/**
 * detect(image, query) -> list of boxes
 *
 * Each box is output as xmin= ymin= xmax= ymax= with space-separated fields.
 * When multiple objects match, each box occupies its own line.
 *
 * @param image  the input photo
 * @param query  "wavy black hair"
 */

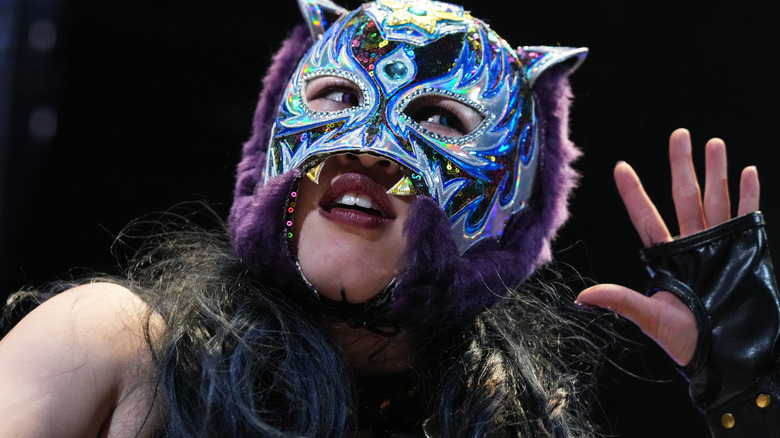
xmin=2 ymin=214 xmax=606 ymax=437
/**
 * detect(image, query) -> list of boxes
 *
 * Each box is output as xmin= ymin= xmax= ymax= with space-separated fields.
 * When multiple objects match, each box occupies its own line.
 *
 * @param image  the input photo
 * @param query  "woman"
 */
xmin=0 ymin=0 xmax=776 ymax=436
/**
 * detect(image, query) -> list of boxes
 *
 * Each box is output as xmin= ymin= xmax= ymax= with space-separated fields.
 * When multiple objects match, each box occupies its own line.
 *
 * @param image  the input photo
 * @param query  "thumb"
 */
xmin=577 ymin=283 xmax=653 ymax=327
xmin=576 ymin=284 xmax=696 ymax=366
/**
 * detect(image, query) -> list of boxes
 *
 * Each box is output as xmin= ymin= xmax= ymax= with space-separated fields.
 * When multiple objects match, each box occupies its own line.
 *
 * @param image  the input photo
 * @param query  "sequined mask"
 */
xmin=266 ymin=0 xmax=583 ymax=253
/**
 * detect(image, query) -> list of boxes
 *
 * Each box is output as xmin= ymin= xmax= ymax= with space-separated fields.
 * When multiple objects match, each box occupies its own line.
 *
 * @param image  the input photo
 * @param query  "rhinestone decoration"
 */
xmin=385 ymin=61 xmax=408 ymax=79
xmin=374 ymin=45 xmax=417 ymax=96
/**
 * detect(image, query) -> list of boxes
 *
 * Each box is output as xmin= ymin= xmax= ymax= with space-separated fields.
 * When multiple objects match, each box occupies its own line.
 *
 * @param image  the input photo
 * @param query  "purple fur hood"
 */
xmin=229 ymin=24 xmax=581 ymax=326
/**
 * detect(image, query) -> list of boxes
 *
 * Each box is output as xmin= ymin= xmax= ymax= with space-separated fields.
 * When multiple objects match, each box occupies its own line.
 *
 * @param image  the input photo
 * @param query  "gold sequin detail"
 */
xmin=387 ymin=176 xmax=415 ymax=196
xmin=305 ymin=161 xmax=326 ymax=184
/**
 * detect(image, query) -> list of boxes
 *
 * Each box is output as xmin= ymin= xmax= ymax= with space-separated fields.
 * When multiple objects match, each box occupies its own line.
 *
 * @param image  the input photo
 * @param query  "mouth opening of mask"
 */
xmin=299 ymin=153 xmax=429 ymax=198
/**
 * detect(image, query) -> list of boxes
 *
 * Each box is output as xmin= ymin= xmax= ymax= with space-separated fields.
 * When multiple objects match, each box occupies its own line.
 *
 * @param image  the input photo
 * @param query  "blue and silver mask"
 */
xmin=266 ymin=0 xmax=585 ymax=253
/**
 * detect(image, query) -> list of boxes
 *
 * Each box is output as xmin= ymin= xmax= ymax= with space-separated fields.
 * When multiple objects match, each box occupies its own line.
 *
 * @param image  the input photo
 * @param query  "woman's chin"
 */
xmin=306 ymin=273 xmax=395 ymax=304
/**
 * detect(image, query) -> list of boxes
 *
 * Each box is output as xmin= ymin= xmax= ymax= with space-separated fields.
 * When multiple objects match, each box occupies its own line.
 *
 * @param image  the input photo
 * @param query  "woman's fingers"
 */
xmin=614 ymin=161 xmax=672 ymax=247
xmin=616 ymin=130 xmax=754 ymax=247
xmin=737 ymin=165 xmax=760 ymax=216
xmin=669 ymin=128 xmax=706 ymax=236
xmin=576 ymin=284 xmax=697 ymax=366
xmin=703 ymin=138 xmax=730 ymax=226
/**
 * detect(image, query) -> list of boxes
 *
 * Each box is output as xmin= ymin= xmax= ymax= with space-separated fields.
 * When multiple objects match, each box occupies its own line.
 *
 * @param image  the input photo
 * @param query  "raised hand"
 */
xmin=575 ymin=128 xmax=760 ymax=366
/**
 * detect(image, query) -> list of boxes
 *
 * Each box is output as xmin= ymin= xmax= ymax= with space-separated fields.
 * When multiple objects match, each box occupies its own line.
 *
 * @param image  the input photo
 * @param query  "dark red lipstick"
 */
xmin=319 ymin=173 xmax=395 ymax=228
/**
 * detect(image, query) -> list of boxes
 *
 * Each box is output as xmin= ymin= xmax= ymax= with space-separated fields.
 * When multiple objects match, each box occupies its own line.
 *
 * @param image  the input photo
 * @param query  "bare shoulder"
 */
xmin=2 ymin=282 xmax=161 ymax=362
xmin=0 ymin=282 xmax=164 ymax=437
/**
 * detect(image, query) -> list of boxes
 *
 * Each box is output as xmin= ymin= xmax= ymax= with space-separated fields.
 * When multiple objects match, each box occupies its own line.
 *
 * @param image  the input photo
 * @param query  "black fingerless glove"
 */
xmin=641 ymin=212 xmax=780 ymax=437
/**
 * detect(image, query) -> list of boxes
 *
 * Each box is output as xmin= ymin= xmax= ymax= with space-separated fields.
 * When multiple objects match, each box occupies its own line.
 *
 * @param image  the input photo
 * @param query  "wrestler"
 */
xmin=0 ymin=0 xmax=775 ymax=436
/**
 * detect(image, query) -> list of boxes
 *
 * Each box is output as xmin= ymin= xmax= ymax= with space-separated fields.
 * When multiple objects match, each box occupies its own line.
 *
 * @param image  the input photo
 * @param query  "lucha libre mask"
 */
xmin=267 ymin=0 xmax=585 ymax=253
xmin=229 ymin=0 xmax=586 ymax=325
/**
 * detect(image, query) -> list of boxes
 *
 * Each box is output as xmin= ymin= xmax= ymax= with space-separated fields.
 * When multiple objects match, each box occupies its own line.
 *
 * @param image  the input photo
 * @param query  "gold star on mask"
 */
xmin=379 ymin=0 xmax=466 ymax=35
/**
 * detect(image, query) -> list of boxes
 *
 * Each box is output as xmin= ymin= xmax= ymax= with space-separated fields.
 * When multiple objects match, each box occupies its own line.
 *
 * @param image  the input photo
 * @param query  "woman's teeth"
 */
xmin=337 ymin=192 xmax=380 ymax=211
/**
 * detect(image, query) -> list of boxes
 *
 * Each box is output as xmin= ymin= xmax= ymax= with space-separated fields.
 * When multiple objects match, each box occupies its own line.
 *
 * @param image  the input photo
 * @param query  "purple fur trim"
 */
xmin=502 ymin=64 xmax=581 ymax=269
xmin=230 ymin=169 xmax=302 ymax=284
xmin=231 ymin=25 xmax=312 ymax=204
xmin=229 ymin=25 xmax=312 ymax=273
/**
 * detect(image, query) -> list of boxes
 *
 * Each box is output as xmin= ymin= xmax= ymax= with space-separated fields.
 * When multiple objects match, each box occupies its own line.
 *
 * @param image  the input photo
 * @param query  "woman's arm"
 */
xmin=0 ymin=282 xmax=162 ymax=438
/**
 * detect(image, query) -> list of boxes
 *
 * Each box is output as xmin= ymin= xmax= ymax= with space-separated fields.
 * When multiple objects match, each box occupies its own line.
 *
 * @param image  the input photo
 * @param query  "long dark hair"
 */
xmin=2 ymin=213 xmax=605 ymax=437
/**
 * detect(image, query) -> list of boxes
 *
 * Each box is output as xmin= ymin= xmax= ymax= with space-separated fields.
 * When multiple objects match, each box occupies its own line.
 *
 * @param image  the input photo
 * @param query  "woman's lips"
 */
xmin=319 ymin=173 xmax=395 ymax=229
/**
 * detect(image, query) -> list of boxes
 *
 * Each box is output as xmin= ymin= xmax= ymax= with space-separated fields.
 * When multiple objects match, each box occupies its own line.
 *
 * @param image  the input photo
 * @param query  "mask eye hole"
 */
xmin=305 ymin=76 xmax=363 ymax=112
xmin=403 ymin=95 xmax=484 ymax=138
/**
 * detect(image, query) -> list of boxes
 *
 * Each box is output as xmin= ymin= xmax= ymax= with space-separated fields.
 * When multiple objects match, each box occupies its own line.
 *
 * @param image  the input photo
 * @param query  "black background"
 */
xmin=3 ymin=1 xmax=780 ymax=436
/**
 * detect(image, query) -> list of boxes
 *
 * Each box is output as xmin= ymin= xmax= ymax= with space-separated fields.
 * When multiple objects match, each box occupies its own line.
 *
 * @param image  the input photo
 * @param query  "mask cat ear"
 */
xmin=517 ymin=46 xmax=588 ymax=86
xmin=297 ymin=0 xmax=349 ymax=40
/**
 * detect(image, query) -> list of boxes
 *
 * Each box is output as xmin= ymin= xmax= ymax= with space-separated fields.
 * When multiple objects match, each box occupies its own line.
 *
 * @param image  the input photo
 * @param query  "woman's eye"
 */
xmin=414 ymin=109 xmax=465 ymax=136
xmin=403 ymin=95 xmax=483 ymax=138
xmin=305 ymin=76 xmax=363 ymax=112
xmin=322 ymin=90 xmax=359 ymax=106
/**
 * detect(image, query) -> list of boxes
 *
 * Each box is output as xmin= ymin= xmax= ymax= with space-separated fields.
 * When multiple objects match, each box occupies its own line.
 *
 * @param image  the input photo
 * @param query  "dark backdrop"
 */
xmin=2 ymin=1 xmax=779 ymax=436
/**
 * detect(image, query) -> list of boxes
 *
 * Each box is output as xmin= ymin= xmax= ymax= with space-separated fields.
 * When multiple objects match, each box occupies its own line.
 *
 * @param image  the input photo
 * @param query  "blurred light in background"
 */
xmin=0 ymin=0 xmax=64 ymax=294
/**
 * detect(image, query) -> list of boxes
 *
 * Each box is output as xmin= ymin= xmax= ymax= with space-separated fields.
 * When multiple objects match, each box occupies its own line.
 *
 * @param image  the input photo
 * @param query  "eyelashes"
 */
xmin=401 ymin=95 xmax=483 ymax=138
xmin=304 ymin=75 xmax=485 ymax=139
xmin=305 ymin=76 xmax=363 ymax=112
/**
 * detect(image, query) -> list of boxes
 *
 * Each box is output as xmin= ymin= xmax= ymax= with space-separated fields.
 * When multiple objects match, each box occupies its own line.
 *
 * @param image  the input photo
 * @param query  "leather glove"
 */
xmin=641 ymin=212 xmax=780 ymax=437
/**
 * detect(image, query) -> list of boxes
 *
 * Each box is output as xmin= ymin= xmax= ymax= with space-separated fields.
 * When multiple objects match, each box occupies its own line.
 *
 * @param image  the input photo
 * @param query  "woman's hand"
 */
xmin=575 ymin=128 xmax=760 ymax=366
